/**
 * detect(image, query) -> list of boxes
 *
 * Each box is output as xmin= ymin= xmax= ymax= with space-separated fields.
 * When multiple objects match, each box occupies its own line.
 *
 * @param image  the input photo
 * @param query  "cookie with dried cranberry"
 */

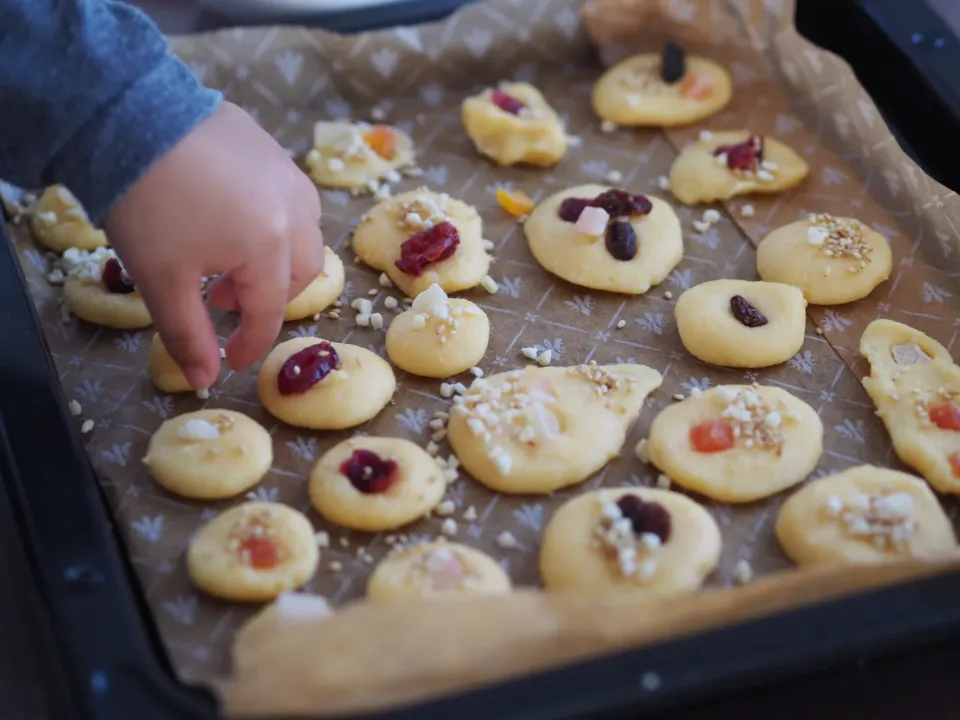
xmin=63 ymin=249 xmax=152 ymax=329
xmin=646 ymin=384 xmax=823 ymax=503
xmin=668 ymin=131 xmax=808 ymax=205
xmin=523 ymin=183 xmax=682 ymax=294
xmin=258 ymin=337 xmax=396 ymax=430
xmin=775 ymin=465 xmax=957 ymax=567
xmin=305 ymin=121 xmax=415 ymax=191
xmin=187 ymin=502 xmax=319 ymax=603
xmin=367 ymin=540 xmax=512 ymax=603
xmin=591 ymin=44 xmax=732 ymax=127
xmin=674 ymin=279 xmax=807 ymax=368
xmin=309 ymin=436 xmax=446 ymax=532
xmin=29 ymin=185 xmax=108 ymax=253
xmin=540 ymin=488 xmax=721 ymax=596
xmin=352 ymin=187 xmax=492 ymax=298
xmin=461 ymin=82 xmax=568 ymax=167
xmin=284 ymin=247 xmax=345 ymax=321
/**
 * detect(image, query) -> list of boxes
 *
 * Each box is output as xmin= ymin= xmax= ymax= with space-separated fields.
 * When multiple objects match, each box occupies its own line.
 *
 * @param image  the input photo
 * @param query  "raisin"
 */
xmin=730 ymin=295 xmax=768 ymax=327
xmin=605 ymin=221 xmax=638 ymax=261
xmin=660 ymin=41 xmax=685 ymax=84
xmin=557 ymin=190 xmax=652 ymax=223
xmin=395 ymin=221 xmax=460 ymax=276
xmin=558 ymin=197 xmax=593 ymax=223
xmin=277 ymin=341 xmax=339 ymax=395
xmin=101 ymin=258 xmax=135 ymax=294
xmin=714 ymin=134 xmax=764 ymax=172
xmin=491 ymin=90 xmax=525 ymax=115
xmin=616 ymin=495 xmax=672 ymax=542
xmin=339 ymin=449 xmax=398 ymax=494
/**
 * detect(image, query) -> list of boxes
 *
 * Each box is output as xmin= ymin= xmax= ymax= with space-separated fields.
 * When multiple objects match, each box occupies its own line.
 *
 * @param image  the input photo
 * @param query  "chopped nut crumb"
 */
xmin=740 ymin=203 xmax=755 ymax=218
xmin=196 ymin=388 xmax=210 ymax=400
xmin=536 ymin=349 xmax=553 ymax=367
xmin=815 ymin=327 xmax=824 ymax=335
xmin=482 ymin=239 xmax=495 ymax=251
xmin=426 ymin=441 xmax=439 ymax=455
xmin=634 ymin=438 xmax=649 ymax=464
xmin=439 ymin=382 xmax=453 ymax=398
xmin=80 ymin=419 xmax=95 ymax=434
xmin=329 ymin=561 xmax=343 ymax=572
xmin=703 ymin=209 xmax=721 ymax=225
xmin=68 ymin=399 xmax=82 ymax=416
xmin=806 ymin=213 xmax=872 ymax=272
xmin=717 ymin=384 xmax=789 ymax=454
xmin=664 ymin=291 xmax=673 ymax=300
xmin=469 ymin=366 xmax=484 ymax=377
xmin=370 ymin=312 xmax=384 ymax=331
xmin=378 ymin=272 xmax=392 ymax=287
xmin=733 ymin=559 xmax=753 ymax=585
xmin=600 ymin=120 xmax=617 ymax=133
xmin=440 ymin=518 xmax=458 ymax=536
xmin=315 ymin=531 xmax=330 ymax=548
xmin=616 ymin=319 xmax=626 ymax=329
xmin=481 ymin=275 xmax=499 ymax=294
xmin=672 ymin=393 xmax=685 ymax=401
xmin=384 ymin=296 xmax=398 ymax=309
xmin=367 ymin=288 xmax=378 ymax=296
xmin=606 ymin=170 xmax=624 ymax=184
xmin=435 ymin=499 xmax=456 ymax=516
xmin=521 ymin=346 xmax=539 ymax=360
xmin=656 ymin=175 xmax=671 ymax=191
xmin=356 ymin=313 xmax=371 ymax=328
xmin=655 ymin=473 xmax=671 ymax=489
xmin=496 ymin=531 xmax=518 ymax=549
xmin=828 ymin=491 xmax=917 ymax=549
xmin=462 ymin=505 xmax=478 ymax=522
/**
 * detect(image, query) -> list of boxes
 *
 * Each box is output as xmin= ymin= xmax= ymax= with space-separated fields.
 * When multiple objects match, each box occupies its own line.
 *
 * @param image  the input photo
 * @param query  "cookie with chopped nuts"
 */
xmin=29 ymin=185 xmax=108 ymax=253
xmin=674 ymin=279 xmax=807 ymax=368
xmin=524 ymin=183 xmax=683 ymax=295
xmin=186 ymin=502 xmax=319 ymax=603
xmin=304 ymin=121 xmax=414 ymax=191
xmin=860 ymin=320 xmax=960 ymax=495
xmin=447 ymin=363 xmax=663 ymax=494
xmin=143 ymin=409 xmax=273 ymax=499
xmin=540 ymin=488 xmax=721 ymax=596
xmin=668 ymin=131 xmax=808 ymax=205
xmin=367 ymin=540 xmax=511 ymax=603
xmin=351 ymin=187 xmax=492 ymax=298
xmin=257 ymin=337 xmax=396 ymax=430
xmin=776 ymin=466 xmax=957 ymax=566
xmin=309 ymin=436 xmax=446 ymax=532
xmin=756 ymin=214 xmax=892 ymax=305
xmin=647 ymin=384 xmax=823 ymax=503
xmin=62 ymin=250 xmax=152 ymax=329
xmin=385 ymin=283 xmax=490 ymax=378
xmin=462 ymin=82 xmax=568 ymax=167
xmin=284 ymin=247 xmax=345 ymax=321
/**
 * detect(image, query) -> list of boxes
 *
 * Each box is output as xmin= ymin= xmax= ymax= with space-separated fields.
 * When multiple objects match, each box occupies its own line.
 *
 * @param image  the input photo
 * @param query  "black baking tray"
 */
xmin=2 ymin=0 xmax=960 ymax=719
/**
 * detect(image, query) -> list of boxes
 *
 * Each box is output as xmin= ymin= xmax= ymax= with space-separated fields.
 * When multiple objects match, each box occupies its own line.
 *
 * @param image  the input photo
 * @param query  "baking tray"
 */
xmin=2 ymin=0 xmax=960 ymax=718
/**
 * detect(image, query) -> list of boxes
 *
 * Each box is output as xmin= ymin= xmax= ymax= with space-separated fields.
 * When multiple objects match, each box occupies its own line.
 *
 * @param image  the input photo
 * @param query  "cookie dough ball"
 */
xmin=591 ymin=47 xmax=732 ymax=127
xmin=447 ymin=363 xmax=663 ymax=494
xmin=235 ymin=592 xmax=332 ymax=656
xmin=351 ymin=187 xmax=492 ymax=298
xmin=29 ymin=185 xmax=108 ymax=253
xmin=668 ymin=131 xmax=809 ymax=205
xmin=385 ymin=283 xmax=489 ymax=378
xmin=143 ymin=410 xmax=272 ymax=499
xmin=63 ymin=249 xmax=152 ymax=329
xmin=148 ymin=333 xmax=224 ymax=394
xmin=860 ymin=319 xmax=960 ymax=495
xmin=309 ymin=436 xmax=445 ymax=532
xmin=674 ymin=279 xmax=807 ymax=368
xmin=776 ymin=466 xmax=957 ymax=566
xmin=186 ymin=502 xmax=319 ymax=603
xmin=524 ymin=184 xmax=682 ymax=295
xmin=540 ymin=488 xmax=721 ymax=596
xmin=756 ymin=213 xmax=892 ymax=305
xmin=258 ymin=338 xmax=396 ymax=430
xmin=647 ymin=384 xmax=823 ymax=503
xmin=285 ymin=247 xmax=345 ymax=321
xmin=461 ymin=82 xmax=568 ymax=167
xmin=305 ymin=121 xmax=414 ymax=191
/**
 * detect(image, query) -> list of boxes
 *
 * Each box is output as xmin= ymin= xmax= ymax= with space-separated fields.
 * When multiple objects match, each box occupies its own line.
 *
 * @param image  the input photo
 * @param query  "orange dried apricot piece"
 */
xmin=496 ymin=187 xmax=534 ymax=217
xmin=362 ymin=125 xmax=398 ymax=161
xmin=929 ymin=401 xmax=960 ymax=431
xmin=680 ymin=73 xmax=713 ymax=100
xmin=239 ymin=535 xmax=280 ymax=570
xmin=689 ymin=419 xmax=734 ymax=453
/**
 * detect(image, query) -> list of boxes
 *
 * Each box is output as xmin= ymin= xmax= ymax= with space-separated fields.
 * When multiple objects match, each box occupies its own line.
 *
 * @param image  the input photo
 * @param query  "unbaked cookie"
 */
xmin=285 ymin=247 xmax=345 ymax=321
xmin=523 ymin=184 xmax=682 ymax=295
xmin=668 ymin=131 xmax=809 ymax=205
xmin=647 ymin=384 xmax=823 ymax=502
xmin=29 ymin=185 xmax=108 ymax=253
xmin=776 ymin=465 xmax=957 ymax=566
xmin=674 ymin=279 xmax=807 ymax=368
xmin=860 ymin=319 xmax=960 ymax=495
xmin=461 ymin=82 xmax=568 ymax=167
xmin=148 ymin=332 xmax=224 ymax=394
xmin=352 ymin=187 xmax=492 ymax=298
xmin=540 ymin=487 xmax=721 ymax=596
xmin=591 ymin=44 xmax=733 ymax=127
xmin=258 ymin=337 xmax=395 ymax=430
xmin=308 ymin=436 xmax=445 ymax=532
xmin=142 ymin=409 xmax=272 ymax=499
xmin=305 ymin=121 xmax=414 ymax=191
xmin=756 ymin=213 xmax=892 ymax=305
xmin=63 ymin=248 xmax=152 ymax=329
xmin=447 ymin=362 xmax=663 ymax=494
xmin=186 ymin=502 xmax=319 ymax=603
xmin=366 ymin=540 xmax=511 ymax=603
xmin=385 ymin=283 xmax=489 ymax=378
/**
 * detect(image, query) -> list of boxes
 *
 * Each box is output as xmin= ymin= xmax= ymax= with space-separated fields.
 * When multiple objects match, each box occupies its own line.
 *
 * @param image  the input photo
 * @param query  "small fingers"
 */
xmin=207 ymin=274 xmax=240 ymax=312
xmin=226 ymin=250 xmax=290 ymax=371
xmin=287 ymin=180 xmax=326 ymax=300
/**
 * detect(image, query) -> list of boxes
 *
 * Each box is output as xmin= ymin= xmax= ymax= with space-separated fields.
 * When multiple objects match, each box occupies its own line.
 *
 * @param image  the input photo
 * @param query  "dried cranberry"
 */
xmin=557 ymin=190 xmax=652 ymax=224
xmin=395 ymin=221 xmax=460 ymax=276
xmin=558 ymin=197 xmax=594 ymax=223
xmin=660 ymin=41 xmax=685 ymax=84
xmin=339 ymin=449 xmax=398 ymax=494
xmin=605 ymin=221 xmax=638 ymax=261
xmin=277 ymin=341 xmax=339 ymax=395
xmin=730 ymin=295 xmax=768 ymax=327
xmin=491 ymin=90 xmax=525 ymax=115
xmin=101 ymin=258 xmax=135 ymax=294
xmin=714 ymin=134 xmax=764 ymax=172
xmin=616 ymin=495 xmax=672 ymax=542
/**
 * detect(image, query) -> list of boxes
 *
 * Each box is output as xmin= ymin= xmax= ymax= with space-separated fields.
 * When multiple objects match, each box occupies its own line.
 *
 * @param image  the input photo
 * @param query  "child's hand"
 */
xmin=103 ymin=102 xmax=325 ymax=390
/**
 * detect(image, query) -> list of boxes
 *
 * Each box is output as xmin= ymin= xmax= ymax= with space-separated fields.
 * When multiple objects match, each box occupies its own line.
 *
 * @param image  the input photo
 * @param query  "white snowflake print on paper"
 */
xmin=821 ymin=310 xmax=852 ymax=333
xmin=694 ymin=227 xmax=721 ymax=250
xmin=186 ymin=60 xmax=208 ymax=83
xmin=668 ymin=268 xmax=695 ymax=290
xmin=554 ymin=7 xmax=579 ymax=38
xmin=681 ymin=377 xmax=711 ymax=393
xmin=595 ymin=330 xmax=610 ymax=343
xmin=422 ymin=166 xmax=448 ymax=185
xmin=743 ymin=371 xmax=759 ymax=383
xmin=499 ymin=277 xmax=523 ymax=298
xmin=325 ymin=98 xmax=351 ymax=120
xmin=246 ymin=486 xmax=279 ymax=502
xmin=102 ymin=442 xmax=131 ymax=466
xmin=286 ymin=437 xmax=317 ymax=461
xmin=539 ymin=338 xmax=565 ymax=358
xmin=820 ymin=166 xmax=848 ymax=186
xmin=493 ymin=356 xmax=508 ymax=367
xmin=396 ymin=408 xmax=429 ymax=434
xmin=74 ymin=378 xmax=104 ymax=402
xmin=323 ymin=190 xmax=350 ymax=206
xmin=419 ymin=83 xmax=445 ymax=106
xmin=164 ymin=595 xmax=197 ymax=625
xmin=288 ymin=325 xmax=319 ymax=338
xmin=114 ymin=332 xmax=142 ymax=353
xmin=882 ymin=170 xmax=901 ymax=199
xmin=466 ymin=523 xmax=484 ymax=540
xmin=580 ymin=160 xmax=608 ymax=178
xmin=142 ymin=395 xmax=174 ymax=418
xmin=788 ymin=351 xmax=815 ymax=374
xmin=274 ymin=50 xmax=303 ymax=86
xmin=834 ymin=418 xmax=867 ymax=443
xmin=513 ymin=504 xmax=544 ymax=530
xmin=833 ymin=113 xmax=851 ymax=139
xmin=776 ymin=114 xmax=801 ymax=135
xmin=820 ymin=390 xmax=836 ymax=403
xmin=667 ymin=0 xmax=696 ymax=22
xmin=462 ymin=27 xmax=493 ymax=58
xmin=615 ymin=356 xmax=637 ymax=364
xmin=857 ymin=98 xmax=877 ymax=128
xmin=923 ymin=283 xmax=952 ymax=304
xmin=370 ymin=47 xmax=399 ymax=79
xmin=131 ymin=515 xmax=164 ymax=542
xmin=199 ymin=508 xmax=218 ymax=521
xmin=636 ymin=312 xmax=664 ymax=335
xmin=564 ymin=295 xmax=594 ymax=315
xmin=52 ymin=321 xmax=76 ymax=342
xmin=24 ymin=248 xmax=46 ymax=272
xmin=393 ymin=26 xmax=422 ymax=51
xmin=524 ymin=313 xmax=539 ymax=323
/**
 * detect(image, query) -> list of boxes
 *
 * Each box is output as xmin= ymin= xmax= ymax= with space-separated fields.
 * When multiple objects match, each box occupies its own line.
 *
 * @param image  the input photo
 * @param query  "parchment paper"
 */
xmin=6 ymin=0 xmax=960 ymax=714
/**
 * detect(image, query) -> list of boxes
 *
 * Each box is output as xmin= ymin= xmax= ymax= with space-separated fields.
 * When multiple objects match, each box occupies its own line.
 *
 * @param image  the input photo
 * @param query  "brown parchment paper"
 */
xmin=7 ymin=0 xmax=960 ymax=715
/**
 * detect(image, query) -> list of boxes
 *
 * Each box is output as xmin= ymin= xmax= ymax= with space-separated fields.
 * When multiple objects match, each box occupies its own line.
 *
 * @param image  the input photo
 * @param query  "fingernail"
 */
xmin=183 ymin=364 xmax=215 ymax=390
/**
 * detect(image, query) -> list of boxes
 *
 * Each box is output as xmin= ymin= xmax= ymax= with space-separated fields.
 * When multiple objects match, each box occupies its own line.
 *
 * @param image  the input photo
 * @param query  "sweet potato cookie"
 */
xmin=284 ymin=247 xmax=345 ymax=321
xmin=63 ymin=249 xmax=151 ymax=329
xmin=305 ymin=121 xmax=414 ymax=191
xmin=30 ymin=185 xmax=108 ymax=253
